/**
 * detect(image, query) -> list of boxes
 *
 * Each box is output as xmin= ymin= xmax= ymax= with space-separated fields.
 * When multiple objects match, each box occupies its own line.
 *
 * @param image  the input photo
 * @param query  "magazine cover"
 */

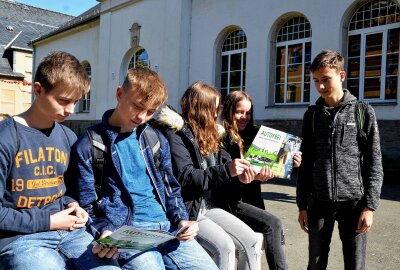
xmin=244 ymin=125 xmax=302 ymax=179
xmin=96 ymin=225 xmax=187 ymax=252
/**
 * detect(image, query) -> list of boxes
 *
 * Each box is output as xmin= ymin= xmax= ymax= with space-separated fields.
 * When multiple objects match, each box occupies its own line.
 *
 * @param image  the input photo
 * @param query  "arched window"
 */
xmin=220 ymin=29 xmax=247 ymax=99
xmin=347 ymin=0 xmax=399 ymax=101
xmin=128 ymin=48 xmax=150 ymax=69
xmin=78 ymin=61 xmax=91 ymax=113
xmin=274 ymin=16 xmax=312 ymax=104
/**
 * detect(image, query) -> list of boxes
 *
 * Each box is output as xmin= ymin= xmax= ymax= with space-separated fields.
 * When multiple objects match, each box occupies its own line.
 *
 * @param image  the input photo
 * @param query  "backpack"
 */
xmin=87 ymin=125 xmax=161 ymax=195
xmin=309 ymin=101 xmax=369 ymax=153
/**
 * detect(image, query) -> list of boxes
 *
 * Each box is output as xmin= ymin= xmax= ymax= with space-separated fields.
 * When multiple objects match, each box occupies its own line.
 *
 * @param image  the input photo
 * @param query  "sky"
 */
xmin=16 ymin=0 xmax=99 ymax=16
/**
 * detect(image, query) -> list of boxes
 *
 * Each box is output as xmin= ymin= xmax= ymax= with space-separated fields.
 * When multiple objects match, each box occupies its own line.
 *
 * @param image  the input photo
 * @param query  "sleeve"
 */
xmin=163 ymin=129 xmax=232 ymax=197
xmin=156 ymin=131 xmax=189 ymax=226
xmin=296 ymin=108 xmax=314 ymax=211
xmin=66 ymin=132 xmax=116 ymax=236
xmin=361 ymin=106 xmax=383 ymax=210
xmin=0 ymin=122 xmax=50 ymax=233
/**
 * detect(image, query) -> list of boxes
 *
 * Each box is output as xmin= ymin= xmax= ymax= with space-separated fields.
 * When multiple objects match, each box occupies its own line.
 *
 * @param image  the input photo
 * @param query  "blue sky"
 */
xmin=16 ymin=0 xmax=99 ymax=16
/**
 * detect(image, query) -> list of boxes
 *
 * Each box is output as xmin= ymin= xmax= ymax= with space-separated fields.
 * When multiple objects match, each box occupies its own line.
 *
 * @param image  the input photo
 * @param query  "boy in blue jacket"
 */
xmin=297 ymin=50 xmax=383 ymax=269
xmin=0 ymin=51 xmax=119 ymax=270
xmin=68 ymin=67 xmax=217 ymax=269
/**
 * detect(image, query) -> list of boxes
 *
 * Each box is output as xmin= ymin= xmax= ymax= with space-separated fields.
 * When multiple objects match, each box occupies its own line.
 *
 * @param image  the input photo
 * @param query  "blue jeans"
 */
xmin=307 ymin=199 xmax=367 ymax=270
xmin=119 ymin=220 xmax=217 ymax=270
xmin=0 ymin=227 xmax=119 ymax=270
xmin=236 ymin=202 xmax=288 ymax=270
xmin=196 ymin=208 xmax=262 ymax=270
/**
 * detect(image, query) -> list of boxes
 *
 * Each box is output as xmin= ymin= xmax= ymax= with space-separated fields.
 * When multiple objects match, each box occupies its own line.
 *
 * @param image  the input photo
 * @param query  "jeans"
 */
xmin=0 ymin=227 xmax=119 ymax=270
xmin=307 ymin=199 xmax=367 ymax=270
xmin=119 ymin=220 xmax=218 ymax=270
xmin=236 ymin=202 xmax=288 ymax=270
xmin=196 ymin=208 xmax=262 ymax=270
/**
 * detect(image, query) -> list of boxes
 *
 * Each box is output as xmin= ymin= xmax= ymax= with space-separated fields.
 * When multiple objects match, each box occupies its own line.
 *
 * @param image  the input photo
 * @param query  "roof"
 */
xmin=0 ymin=0 xmax=73 ymax=77
xmin=31 ymin=3 xmax=101 ymax=44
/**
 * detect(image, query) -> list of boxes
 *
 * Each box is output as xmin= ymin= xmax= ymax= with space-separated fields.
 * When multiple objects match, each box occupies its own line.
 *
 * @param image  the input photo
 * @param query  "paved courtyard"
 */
xmin=259 ymin=181 xmax=400 ymax=269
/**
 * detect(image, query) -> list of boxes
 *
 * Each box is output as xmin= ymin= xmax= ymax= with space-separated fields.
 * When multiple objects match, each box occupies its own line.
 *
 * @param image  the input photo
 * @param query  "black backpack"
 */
xmin=87 ymin=125 xmax=161 ymax=195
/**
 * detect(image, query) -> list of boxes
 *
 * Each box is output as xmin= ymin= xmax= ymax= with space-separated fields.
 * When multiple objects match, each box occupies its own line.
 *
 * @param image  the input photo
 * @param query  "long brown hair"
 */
xmin=181 ymin=81 xmax=221 ymax=156
xmin=222 ymin=90 xmax=256 ymax=154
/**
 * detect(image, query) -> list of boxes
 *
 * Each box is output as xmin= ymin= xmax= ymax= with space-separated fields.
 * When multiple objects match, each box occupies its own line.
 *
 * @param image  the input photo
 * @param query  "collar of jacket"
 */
xmin=315 ymin=89 xmax=358 ymax=109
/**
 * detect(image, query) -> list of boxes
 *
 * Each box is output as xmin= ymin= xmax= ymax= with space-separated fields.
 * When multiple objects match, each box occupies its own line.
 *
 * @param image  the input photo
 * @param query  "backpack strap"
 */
xmin=143 ymin=127 xmax=161 ymax=168
xmin=354 ymin=101 xmax=369 ymax=153
xmin=87 ymin=128 xmax=108 ymax=195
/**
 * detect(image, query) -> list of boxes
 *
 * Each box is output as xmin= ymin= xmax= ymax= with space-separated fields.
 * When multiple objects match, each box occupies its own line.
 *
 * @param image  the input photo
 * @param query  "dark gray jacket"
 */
xmin=296 ymin=90 xmax=383 ymax=211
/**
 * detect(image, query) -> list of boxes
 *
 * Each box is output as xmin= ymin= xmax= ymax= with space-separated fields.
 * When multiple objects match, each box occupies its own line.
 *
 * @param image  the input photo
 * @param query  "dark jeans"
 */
xmin=236 ymin=202 xmax=288 ymax=270
xmin=307 ymin=199 xmax=367 ymax=270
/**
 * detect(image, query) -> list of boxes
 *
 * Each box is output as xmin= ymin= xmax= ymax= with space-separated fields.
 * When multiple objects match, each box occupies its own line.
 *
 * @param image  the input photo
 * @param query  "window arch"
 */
xmin=347 ymin=0 xmax=399 ymax=101
xmin=274 ymin=16 xmax=312 ymax=104
xmin=128 ymin=48 xmax=150 ymax=69
xmin=78 ymin=61 xmax=91 ymax=113
xmin=220 ymin=29 xmax=247 ymax=99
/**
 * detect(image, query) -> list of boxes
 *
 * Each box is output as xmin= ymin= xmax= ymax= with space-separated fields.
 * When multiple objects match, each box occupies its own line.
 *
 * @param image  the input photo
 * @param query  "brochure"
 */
xmin=244 ymin=125 xmax=302 ymax=179
xmin=96 ymin=225 xmax=188 ymax=252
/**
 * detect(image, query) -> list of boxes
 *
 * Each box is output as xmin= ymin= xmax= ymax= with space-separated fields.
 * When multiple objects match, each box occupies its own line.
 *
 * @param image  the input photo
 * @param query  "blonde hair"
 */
xmin=34 ymin=51 xmax=90 ymax=96
xmin=122 ymin=67 xmax=168 ymax=108
xmin=222 ymin=90 xmax=256 ymax=154
xmin=181 ymin=81 xmax=221 ymax=156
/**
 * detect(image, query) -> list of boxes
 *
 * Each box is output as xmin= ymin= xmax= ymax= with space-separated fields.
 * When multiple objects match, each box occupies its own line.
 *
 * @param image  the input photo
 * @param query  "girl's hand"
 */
xmin=227 ymin=159 xmax=250 ymax=177
xmin=254 ymin=166 xmax=274 ymax=181
xmin=293 ymin=152 xmax=302 ymax=167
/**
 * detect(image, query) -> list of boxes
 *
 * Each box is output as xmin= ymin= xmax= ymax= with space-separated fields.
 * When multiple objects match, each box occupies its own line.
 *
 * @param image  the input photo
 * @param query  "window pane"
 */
xmin=286 ymin=83 xmax=301 ymax=103
xmin=276 ymin=47 xmax=286 ymax=65
xmin=230 ymin=53 xmax=242 ymax=71
xmin=348 ymin=57 xmax=361 ymax=78
xmin=221 ymin=55 xmax=229 ymax=72
xmin=364 ymin=77 xmax=381 ymax=98
xmin=230 ymin=71 xmax=241 ymax=87
xmin=348 ymin=35 xmax=361 ymax=57
xmin=275 ymin=84 xmax=284 ymax=103
xmin=387 ymin=53 xmax=399 ymax=76
xmin=385 ymin=76 xmax=397 ymax=99
xmin=365 ymin=32 xmax=383 ymax=56
xmin=388 ymin=28 xmax=399 ymax=53
xmin=365 ymin=56 xmax=382 ymax=77
xmin=347 ymin=78 xmax=360 ymax=99
xmin=303 ymin=82 xmax=310 ymax=102
xmin=221 ymin=72 xmax=228 ymax=89
xmin=276 ymin=66 xmax=285 ymax=84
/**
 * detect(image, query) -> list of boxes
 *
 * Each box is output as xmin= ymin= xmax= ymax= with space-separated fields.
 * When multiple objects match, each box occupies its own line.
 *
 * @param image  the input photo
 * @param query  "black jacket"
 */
xmin=156 ymin=106 xmax=233 ymax=220
xmin=221 ymin=133 xmax=265 ymax=212
xmin=297 ymin=90 xmax=383 ymax=211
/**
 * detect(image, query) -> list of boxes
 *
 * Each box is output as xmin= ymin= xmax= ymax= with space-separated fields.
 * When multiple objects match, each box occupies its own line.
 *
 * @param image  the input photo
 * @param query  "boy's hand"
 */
xmin=254 ymin=166 xmax=274 ymax=181
xmin=298 ymin=210 xmax=309 ymax=233
xmin=67 ymin=202 xmax=89 ymax=228
xmin=228 ymin=159 xmax=250 ymax=177
xmin=50 ymin=204 xmax=80 ymax=231
xmin=293 ymin=152 xmax=302 ymax=167
xmin=92 ymin=230 xmax=119 ymax=259
xmin=356 ymin=208 xmax=374 ymax=233
xmin=176 ymin=220 xmax=198 ymax=241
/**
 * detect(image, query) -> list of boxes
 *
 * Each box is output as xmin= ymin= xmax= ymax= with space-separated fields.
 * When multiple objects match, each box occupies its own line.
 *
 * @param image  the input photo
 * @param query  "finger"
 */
xmin=92 ymin=244 xmax=102 ymax=254
xmin=98 ymin=247 xmax=111 ymax=258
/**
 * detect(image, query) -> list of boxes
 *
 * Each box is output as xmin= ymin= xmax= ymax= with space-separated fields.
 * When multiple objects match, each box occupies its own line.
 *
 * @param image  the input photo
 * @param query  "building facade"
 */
xmin=32 ymin=0 xmax=400 ymax=181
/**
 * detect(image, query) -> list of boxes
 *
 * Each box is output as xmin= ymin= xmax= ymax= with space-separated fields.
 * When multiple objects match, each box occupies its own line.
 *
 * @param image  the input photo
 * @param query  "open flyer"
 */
xmin=244 ymin=125 xmax=302 ymax=179
xmin=96 ymin=225 xmax=188 ymax=252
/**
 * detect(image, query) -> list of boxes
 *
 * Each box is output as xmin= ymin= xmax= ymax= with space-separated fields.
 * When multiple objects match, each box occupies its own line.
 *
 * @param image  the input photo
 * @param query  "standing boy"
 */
xmin=296 ymin=50 xmax=383 ymax=269
xmin=0 ymin=52 xmax=119 ymax=270
xmin=67 ymin=67 xmax=218 ymax=269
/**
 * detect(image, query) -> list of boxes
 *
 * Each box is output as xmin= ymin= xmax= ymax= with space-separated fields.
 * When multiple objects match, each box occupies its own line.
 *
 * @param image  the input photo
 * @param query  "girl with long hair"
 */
xmin=220 ymin=90 xmax=302 ymax=270
xmin=157 ymin=82 xmax=262 ymax=270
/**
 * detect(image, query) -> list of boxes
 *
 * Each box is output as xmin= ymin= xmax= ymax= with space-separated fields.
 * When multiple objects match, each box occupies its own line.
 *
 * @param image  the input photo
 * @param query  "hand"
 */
xmin=92 ymin=230 xmax=119 ymax=259
xmin=176 ymin=220 xmax=198 ymax=241
xmin=227 ymin=159 xmax=250 ymax=177
xmin=293 ymin=152 xmax=302 ymax=168
xmin=50 ymin=204 xmax=80 ymax=231
xmin=356 ymin=208 xmax=374 ymax=233
xmin=237 ymin=166 xmax=256 ymax=184
xmin=67 ymin=202 xmax=89 ymax=228
xmin=254 ymin=166 xmax=274 ymax=181
xmin=298 ymin=210 xmax=309 ymax=233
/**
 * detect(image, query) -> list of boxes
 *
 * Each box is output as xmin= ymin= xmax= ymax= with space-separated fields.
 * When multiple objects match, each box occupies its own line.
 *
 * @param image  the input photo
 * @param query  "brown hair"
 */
xmin=34 ymin=51 xmax=90 ymax=96
xmin=310 ymin=50 xmax=345 ymax=73
xmin=122 ymin=67 xmax=168 ymax=108
xmin=181 ymin=81 xmax=221 ymax=156
xmin=0 ymin=113 xmax=10 ymax=122
xmin=222 ymin=90 xmax=256 ymax=154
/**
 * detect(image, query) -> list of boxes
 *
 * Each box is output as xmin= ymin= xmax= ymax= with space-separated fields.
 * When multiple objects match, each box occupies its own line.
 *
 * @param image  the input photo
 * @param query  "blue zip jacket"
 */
xmin=67 ymin=110 xmax=188 ymax=237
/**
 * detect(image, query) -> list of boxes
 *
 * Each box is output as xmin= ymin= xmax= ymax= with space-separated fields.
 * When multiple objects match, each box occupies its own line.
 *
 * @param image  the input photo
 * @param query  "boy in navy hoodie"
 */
xmin=0 ymin=52 xmax=119 ymax=270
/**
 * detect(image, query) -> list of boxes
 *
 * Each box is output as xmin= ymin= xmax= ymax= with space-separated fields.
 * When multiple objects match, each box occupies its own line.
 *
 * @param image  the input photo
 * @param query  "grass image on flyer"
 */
xmin=244 ymin=126 xmax=302 ymax=179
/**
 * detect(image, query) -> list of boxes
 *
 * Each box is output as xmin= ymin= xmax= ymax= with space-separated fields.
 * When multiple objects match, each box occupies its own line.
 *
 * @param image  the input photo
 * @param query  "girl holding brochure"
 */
xmin=156 ymin=82 xmax=263 ymax=270
xmin=220 ymin=90 xmax=302 ymax=270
